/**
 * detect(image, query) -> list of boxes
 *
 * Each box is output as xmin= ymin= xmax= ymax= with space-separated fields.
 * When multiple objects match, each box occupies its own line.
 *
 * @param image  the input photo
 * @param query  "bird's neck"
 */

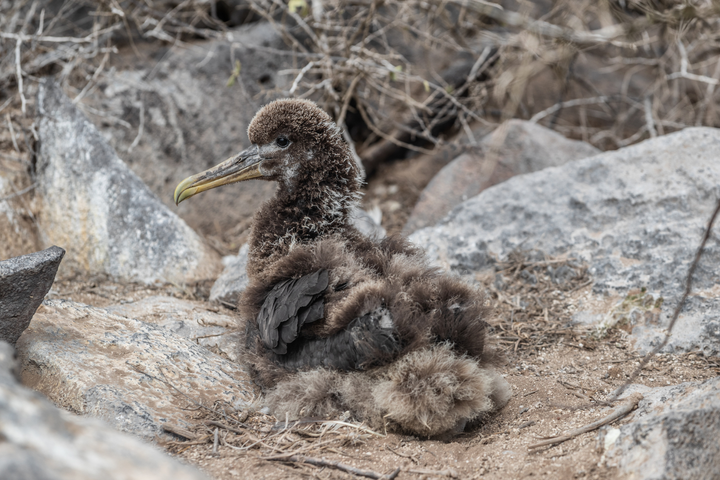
xmin=247 ymin=161 xmax=361 ymax=277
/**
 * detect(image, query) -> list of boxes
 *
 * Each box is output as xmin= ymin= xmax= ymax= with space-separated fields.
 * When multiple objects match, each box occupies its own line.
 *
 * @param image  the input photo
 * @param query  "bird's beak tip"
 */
xmin=175 ymin=186 xmax=197 ymax=205
xmin=174 ymin=176 xmax=198 ymax=205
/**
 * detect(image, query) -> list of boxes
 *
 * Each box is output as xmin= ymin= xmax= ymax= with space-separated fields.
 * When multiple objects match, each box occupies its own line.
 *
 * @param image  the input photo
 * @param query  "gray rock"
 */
xmin=36 ymin=79 xmax=221 ymax=284
xmin=209 ymin=244 xmax=250 ymax=306
xmin=16 ymin=299 xmax=255 ymax=439
xmin=85 ymin=22 xmax=293 ymax=242
xmin=0 ymin=246 xmax=64 ymax=345
xmin=410 ymin=128 xmax=720 ymax=355
xmin=603 ymin=378 xmax=720 ymax=480
xmin=404 ymin=120 xmax=600 ymax=233
xmin=105 ymin=295 xmax=241 ymax=362
xmin=0 ymin=340 xmax=208 ymax=480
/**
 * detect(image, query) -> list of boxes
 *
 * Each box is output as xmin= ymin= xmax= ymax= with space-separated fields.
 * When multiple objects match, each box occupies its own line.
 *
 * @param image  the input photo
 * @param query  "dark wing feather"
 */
xmin=258 ymin=269 xmax=329 ymax=355
xmin=276 ymin=308 xmax=399 ymax=371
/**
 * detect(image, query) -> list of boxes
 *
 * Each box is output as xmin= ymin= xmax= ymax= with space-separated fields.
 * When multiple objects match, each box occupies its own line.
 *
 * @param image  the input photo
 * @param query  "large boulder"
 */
xmin=603 ymin=378 xmax=720 ymax=480
xmin=404 ymin=120 xmax=600 ymax=233
xmin=0 ymin=246 xmax=64 ymax=345
xmin=410 ymin=128 xmax=720 ymax=355
xmin=0 ymin=340 xmax=208 ymax=480
xmin=36 ymin=80 xmax=221 ymax=284
xmin=16 ymin=299 xmax=255 ymax=440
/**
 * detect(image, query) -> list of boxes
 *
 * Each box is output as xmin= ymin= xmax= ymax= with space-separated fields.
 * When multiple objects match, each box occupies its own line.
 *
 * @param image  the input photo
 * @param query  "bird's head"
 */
xmin=174 ymin=99 xmax=356 ymax=205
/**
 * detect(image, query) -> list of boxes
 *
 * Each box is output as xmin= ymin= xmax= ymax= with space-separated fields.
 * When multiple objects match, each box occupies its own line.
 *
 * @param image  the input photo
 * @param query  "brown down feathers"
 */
xmin=234 ymin=99 xmax=509 ymax=436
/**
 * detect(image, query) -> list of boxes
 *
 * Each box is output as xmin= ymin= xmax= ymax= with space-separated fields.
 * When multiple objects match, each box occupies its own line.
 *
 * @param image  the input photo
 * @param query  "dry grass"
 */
xmin=477 ymin=250 xmax=591 ymax=353
xmin=163 ymin=400 xmax=393 ymax=478
xmin=1 ymin=0 xmax=718 ymax=247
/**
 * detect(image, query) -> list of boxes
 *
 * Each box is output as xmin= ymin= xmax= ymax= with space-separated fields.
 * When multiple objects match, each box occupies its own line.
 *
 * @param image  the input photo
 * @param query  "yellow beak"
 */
xmin=174 ymin=145 xmax=262 ymax=205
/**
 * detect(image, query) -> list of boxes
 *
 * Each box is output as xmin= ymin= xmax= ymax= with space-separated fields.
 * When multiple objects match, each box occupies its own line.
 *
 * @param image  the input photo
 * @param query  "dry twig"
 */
xmin=269 ymin=455 xmax=400 ymax=480
xmin=527 ymin=392 xmax=643 ymax=450
xmin=162 ymin=423 xmax=197 ymax=441
xmin=407 ymin=467 xmax=459 ymax=478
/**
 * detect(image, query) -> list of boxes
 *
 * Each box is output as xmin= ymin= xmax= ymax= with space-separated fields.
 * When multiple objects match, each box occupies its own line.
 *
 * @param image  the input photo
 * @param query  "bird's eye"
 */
xmin=276 ymin=136 xmax=290 ymax=148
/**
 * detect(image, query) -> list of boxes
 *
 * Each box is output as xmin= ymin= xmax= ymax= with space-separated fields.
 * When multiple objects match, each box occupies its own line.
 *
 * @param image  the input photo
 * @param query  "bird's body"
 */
xmin=175 ymin=99 xmax=510 ymax=436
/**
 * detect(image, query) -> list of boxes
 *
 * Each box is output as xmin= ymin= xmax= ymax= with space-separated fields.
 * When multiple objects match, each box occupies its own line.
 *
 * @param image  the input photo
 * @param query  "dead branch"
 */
xmin=457 ymin=0 xmax=642 ymax=47
xmin=212 ymin=427 xmax=219 ymax=454
xmin=268 ymin=455 xmax=401 ymax=480
xmin=667 ymin=40 xmax=720 ymax=86
xmin=14 ymin=39 xmax=26 ymax=115
xmin=206 ymin=419 xmax=268 ymax=434
xmin=0 ymin=183 xmax=36 ymax=202
xmin=0 ymin=27 xmax=120 ymax=43
xmin=162 ymin=423 xmax=198 ymax=441
xmin=527 ymin=392 xmax=643 ymax=450
xmin=530 ymin=96 xmax=610 ymax=124
xmin=407 ymin=467 xmax=459 ymax=478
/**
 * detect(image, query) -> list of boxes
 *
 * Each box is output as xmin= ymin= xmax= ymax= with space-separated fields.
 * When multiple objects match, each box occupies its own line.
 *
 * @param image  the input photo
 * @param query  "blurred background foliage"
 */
xmin=2 ymin=0 xmax=720 ymax=167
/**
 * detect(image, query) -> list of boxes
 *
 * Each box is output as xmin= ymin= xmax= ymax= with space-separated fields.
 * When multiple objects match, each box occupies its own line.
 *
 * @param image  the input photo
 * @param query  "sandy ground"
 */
xmin=167 ymin=326 xmax=718 ymax=480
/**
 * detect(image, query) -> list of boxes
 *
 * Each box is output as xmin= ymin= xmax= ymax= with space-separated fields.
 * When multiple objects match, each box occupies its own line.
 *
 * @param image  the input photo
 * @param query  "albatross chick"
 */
xmin=174 ymin=99 xmax=510 ymax=436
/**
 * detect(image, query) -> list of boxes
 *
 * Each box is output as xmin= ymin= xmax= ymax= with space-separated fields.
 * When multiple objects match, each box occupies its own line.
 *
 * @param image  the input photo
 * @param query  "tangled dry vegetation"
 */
xmin=163 ymin=399 xmax=405 ymax=480
xmin=2 ymin=0 xmax=720 ymax=175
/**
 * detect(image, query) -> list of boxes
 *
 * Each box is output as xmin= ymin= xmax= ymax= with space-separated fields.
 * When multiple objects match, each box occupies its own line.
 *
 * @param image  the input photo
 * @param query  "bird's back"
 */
xmin=240 ymin=230 xmax=493 ymax=389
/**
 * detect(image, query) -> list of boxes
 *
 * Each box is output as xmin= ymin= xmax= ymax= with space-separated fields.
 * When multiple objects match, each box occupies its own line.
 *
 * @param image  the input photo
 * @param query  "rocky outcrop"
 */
xmin=0 ymin=340 xmax=208 ymax=480
xmin=603 ymin=378 xmax=720 ymax=480
xmin=16 ymin=299 xmax=255 ymax=440
xmin=404 ymin=120 xmax=600 ymax=233
xmin=36 ymin=80 xmax=221 ymax=284
xmin=410 ymin=128 xmax=720 ymax=355
xmin=0 ymin=246 xmax=64 ymax=345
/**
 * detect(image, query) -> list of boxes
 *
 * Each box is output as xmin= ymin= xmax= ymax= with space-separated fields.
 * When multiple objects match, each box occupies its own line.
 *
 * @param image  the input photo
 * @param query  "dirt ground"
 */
xmin=167 ymin=325 xmax=718 ymax=480
xmin=48 ymin=279 xmax=720 ymax=480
